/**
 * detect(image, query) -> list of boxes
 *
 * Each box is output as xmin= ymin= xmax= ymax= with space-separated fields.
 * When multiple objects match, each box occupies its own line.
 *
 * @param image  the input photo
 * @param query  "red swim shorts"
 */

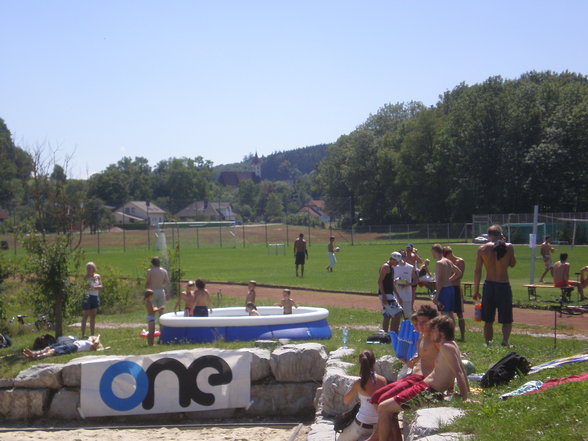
xmin=370 ymin=374 xmax=425 ymax=405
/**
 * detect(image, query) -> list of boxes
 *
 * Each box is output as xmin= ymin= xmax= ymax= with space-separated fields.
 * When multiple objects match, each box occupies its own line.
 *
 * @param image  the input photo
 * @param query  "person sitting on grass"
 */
xmin=145 ymin=289 xmax=165 ymax=346
xmin=246 ymin=302 xmax=260 ymax=316
xmin=338 ymin=350 xmax=387 ymax=441
xmin=23 ymin=335 xmax=102 ymax=360
xmin=275 ymin=289 xmax=298 ymax=314
xmin=367 ymin=315 xmax=469 ymax=441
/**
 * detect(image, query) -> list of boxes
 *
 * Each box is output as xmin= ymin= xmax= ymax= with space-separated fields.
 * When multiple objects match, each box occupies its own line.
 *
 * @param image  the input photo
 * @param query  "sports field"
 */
xmin=65 ymin=239 xmax=588 ymax=307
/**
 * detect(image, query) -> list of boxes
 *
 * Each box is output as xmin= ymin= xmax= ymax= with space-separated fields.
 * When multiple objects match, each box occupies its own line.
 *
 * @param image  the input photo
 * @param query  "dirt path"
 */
xmin=207 ymin=282 xmax=588 ymax=335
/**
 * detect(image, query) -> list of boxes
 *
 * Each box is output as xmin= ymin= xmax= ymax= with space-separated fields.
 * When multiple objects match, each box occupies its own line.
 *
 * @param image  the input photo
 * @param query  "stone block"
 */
xmin=48 ymin=388 xmax=80 ymax=419
xmin=248 ymin=381 xmax=318 ymax=416
xmin=0 ymin=378 xmax=14 ymax=388
xmin=0 ymin=388 xmax=50 ymax=419
xmin=407 ymin=407 xmax=465 ymax=441
xmin=239 ymin=348 xmax=271 ymax=382
xmin=328 ymin=347 xmax=355 ymax=359
xmin=307 ymin=416 xmax=336 ymax=441
xmin=14 ymin=364 xmax=63 ymax=389
xmin=320 ymin=363 xmax=357 ymax=417
xmin=375 ymin=355 xmax=401 ymax=383
xmin=270 ymin=343 xmax=327 ymax=382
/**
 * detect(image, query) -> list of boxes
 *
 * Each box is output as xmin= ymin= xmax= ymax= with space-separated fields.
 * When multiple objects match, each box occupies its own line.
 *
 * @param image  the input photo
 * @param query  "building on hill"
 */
xmin=175 ymin=201 xmax=236 ymax=221
xmin=298 ymin=200 xmax=330 ymax=222
xmin=113 ymin=201 xmax=166 ymax=226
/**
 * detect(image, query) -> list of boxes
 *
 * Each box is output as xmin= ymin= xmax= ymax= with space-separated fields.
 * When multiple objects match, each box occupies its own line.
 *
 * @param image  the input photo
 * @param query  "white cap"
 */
xmin=390 ymin=252 xmax=403 ymax=263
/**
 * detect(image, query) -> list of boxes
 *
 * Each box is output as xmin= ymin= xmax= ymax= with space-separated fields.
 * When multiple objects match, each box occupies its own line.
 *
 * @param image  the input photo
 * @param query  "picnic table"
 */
xmin=524 ymin=284 xmax=577 ymax=302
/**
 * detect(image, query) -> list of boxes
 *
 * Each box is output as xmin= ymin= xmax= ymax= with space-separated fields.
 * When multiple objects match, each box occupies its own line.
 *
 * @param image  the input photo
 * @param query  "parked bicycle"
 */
xmin=9 ymin=314 xmax=53 ymax=331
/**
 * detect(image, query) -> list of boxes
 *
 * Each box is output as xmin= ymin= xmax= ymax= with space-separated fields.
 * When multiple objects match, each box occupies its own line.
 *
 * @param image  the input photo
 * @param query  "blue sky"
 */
xmin=1 ymin=1 xmax=587 ymax=178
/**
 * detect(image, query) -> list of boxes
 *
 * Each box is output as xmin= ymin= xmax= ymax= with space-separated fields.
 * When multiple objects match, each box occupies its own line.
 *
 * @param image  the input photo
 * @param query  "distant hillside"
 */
xmin=214 ymin=144 xmax=329 ymax=181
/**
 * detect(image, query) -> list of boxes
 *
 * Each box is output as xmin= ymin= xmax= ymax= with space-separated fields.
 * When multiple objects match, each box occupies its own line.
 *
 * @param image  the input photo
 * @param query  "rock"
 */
xmin=307 ymin=416 xmax=336 ymax=441
xmin=320 ymin=362 xmax=357 ymax=417
xmin=48 ymin=388 xmax=80 ymax=419
xmin=239 ymin=348 xmax=271 ymax=382
xmin=248 ymin=381 xmax=318 ymax=416
xmin=407 ymin=407 xmax=465 ymax=441
xmin=0 ymin=378 xmax=14 ymax=389
xmin=255 ymin=340 xmax=278 ymax=348
xmin=328 ymin=347 xmax=355 ymax=359
xmin=14 ymin=364 xmax=63 ymax=389
xmin=375 ymin=355 xmax=401 ymax=383
xmin=0 ymin=388 xmax=50 ymax=419
xmin=270 ymin=343 xmax=327 ymax=382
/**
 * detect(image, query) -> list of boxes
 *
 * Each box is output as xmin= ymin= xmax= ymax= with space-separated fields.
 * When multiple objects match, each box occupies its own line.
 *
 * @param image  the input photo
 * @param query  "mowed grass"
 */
xmin=30 ymin=240 xmax=588 ymax=307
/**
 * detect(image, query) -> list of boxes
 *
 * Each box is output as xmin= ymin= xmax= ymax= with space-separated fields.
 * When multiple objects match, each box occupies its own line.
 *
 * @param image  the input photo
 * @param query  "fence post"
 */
xmin=351 ymin=224 xmax=355 ymax=246
xmin=242 ymin=223 xmax=246 ymax=248
xmin=407 ymin=224 xmax=410 ymax=240
xmin=265 ymin=221 xmax=268 ymax=246
xmin=447 ymin=223 xmax=450 ymax=239
xmin=427 ymin=224 xmax=430 ymax=240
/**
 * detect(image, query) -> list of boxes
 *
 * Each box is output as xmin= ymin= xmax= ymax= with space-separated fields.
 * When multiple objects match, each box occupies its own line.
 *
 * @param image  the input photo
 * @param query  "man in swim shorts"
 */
xmin=553 ymin=253 xmax=584 ymax=301
xmin=473 ymin=224 xmax=516 ymax=347
xmin=294 ymin=233 xmax=309 ymax=277
xmin=443 ymin=246 xmax=466 ymax=341
xmin=145 ymin=257 xmax=170 ymax=317
xmin=378 ymin=253 xmax=402 ymax=333
xmin=539 ymin=235 xmax=555 ymax=283
xmin=431 ymin=244 xmax=462 ymax=321
xmin=368 ymin=316 xmax=469 ymax=441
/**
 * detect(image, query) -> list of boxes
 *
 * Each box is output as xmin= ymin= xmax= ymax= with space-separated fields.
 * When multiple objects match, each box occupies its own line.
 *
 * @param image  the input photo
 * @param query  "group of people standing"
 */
xmin=378 ymin=225 xmax=517 ymax=348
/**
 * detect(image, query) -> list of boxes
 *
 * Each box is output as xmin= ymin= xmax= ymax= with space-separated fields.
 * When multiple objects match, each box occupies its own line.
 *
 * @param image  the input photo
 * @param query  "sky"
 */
xmin=1 ymin=1 xmax=587 ymax=179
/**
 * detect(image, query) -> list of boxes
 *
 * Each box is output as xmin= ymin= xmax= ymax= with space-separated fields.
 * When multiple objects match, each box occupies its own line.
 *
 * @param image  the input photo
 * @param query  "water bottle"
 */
xmin=341 ymin=327 xmax=348 ymax=349
xmin=474 ymin=303 xmax=482 ymax=322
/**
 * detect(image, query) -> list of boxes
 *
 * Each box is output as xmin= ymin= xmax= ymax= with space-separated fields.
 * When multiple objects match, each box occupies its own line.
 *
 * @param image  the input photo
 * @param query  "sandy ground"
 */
xmin=0 ymin=425 xmax=309 ymax=441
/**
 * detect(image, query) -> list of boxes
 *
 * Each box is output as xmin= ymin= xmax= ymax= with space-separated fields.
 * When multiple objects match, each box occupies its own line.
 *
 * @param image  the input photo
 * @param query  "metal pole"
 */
xmin=530 ymin=205 xmax=539 ymax=283
xmin=97 ymin=230 xmax=100 ymax=254
xmin=123 ymin=212 xmax=126 ymax=252
xmin=265 ymin=221 xmax=268 ymax=246
xmin=242 ymin=223 xmax=245 ymax=248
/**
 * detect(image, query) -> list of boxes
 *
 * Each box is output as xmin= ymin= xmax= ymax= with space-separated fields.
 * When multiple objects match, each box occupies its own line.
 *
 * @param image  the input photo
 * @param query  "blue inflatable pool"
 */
xmin=159 ymin=306 xmax=331 ymax=343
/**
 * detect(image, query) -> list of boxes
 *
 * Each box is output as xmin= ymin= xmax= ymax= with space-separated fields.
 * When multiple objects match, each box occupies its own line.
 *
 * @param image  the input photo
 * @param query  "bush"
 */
xmin=98 ymin=265 xmax=142 ymax=314
xmin=0 ymin=241 xmax=8 ymax=250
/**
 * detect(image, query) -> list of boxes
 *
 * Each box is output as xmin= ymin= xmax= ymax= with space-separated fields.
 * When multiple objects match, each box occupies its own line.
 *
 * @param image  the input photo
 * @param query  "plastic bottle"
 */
xmin=474 ymin=303 xmax=482 ymax=322
xmin=341 ymin=327 xmax=348 ymax=349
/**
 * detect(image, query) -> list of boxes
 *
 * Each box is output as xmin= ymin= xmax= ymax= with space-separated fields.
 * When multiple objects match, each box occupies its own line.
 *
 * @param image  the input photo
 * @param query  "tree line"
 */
xmin=317 ymin=71 xmax=588 ymax=224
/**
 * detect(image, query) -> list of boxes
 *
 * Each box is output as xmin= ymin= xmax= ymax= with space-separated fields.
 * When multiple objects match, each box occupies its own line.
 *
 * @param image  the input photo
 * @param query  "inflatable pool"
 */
xmin=159 ymin=306 xmax=332 ymax=343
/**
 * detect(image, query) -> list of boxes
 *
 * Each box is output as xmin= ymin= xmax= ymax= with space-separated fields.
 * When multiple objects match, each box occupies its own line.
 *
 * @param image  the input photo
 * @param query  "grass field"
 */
xmin=7 ymin=239 xmax=583 ymax=307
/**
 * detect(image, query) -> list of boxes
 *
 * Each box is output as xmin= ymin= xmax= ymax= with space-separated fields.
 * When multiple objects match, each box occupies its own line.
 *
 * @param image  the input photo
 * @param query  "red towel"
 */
xmin=525 ymin=373 xmax=588 ymax=395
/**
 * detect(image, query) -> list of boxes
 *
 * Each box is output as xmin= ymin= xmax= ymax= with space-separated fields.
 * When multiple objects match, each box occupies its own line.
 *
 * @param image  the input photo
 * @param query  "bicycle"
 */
xmin=9 ymin=314 xmax=54 ymax=331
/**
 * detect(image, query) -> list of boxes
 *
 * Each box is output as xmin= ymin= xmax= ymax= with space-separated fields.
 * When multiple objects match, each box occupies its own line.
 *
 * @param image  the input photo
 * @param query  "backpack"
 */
xmin=0 ymin=333 xmax=11 ymax=348
xmin=480 ymin=352 xmax=531 ymax=388
xmin=333 ymin=402 xmax=360 ymax=433
xmin=366 ymin=329 xmax=391 ymax=344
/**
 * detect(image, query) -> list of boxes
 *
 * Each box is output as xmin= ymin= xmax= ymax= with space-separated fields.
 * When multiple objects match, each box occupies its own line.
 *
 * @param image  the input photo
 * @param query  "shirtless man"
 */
xmin=294 ymin=233 xmax=309 ymax=277
xmin=145 ymin=257 xmax=170 ymax=317
xmin=192 ymin=278 xmax=212 ymax=317
xmin=539 ymin=236 xmax=555 ymax=283
xmin=580 ymin=266 xmax=588 ymax=300
xmin=473 ymin=224 xmax=516 ymax=347
xmin=431 ymin=244 xmax=462 ymax=321
xmin=369 ymin=315 xmax=469 ymax=441
xmin=378 ymin=253 xmax=402 ymax=333
xmin=553 ymin=253 xmax=584 ymax=301
xmin=443 ymin=246 xmax=466 ymax=341
xmin=174 ymin=280 xmax=197 ymax=316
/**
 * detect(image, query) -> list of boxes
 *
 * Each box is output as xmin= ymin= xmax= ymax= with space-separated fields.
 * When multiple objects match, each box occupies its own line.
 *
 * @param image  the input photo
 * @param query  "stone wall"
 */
xmin=0 ymin=343 xmax=328 ymax=422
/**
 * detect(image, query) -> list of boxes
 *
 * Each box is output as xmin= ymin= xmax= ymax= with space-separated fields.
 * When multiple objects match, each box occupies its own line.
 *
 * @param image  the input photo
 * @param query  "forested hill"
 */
xmin=215 ymin=144 xmax=329 ymax=181
xmin=260 ymin=144 xmax=329 ymax=180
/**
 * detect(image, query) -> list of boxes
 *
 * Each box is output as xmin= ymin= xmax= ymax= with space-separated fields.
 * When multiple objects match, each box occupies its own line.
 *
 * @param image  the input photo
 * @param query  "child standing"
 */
xmin=175 ymin=280 xmax=196 ymax=316
xmin=276 ymin=289 xmax=298 ymax=314
xmin=144 ymin=289 xmax=165 ymax=346
xmin=193 ymin=278 xmax=212 ymax=317
xmin=246 ymin=280 xmax=257 ymax=306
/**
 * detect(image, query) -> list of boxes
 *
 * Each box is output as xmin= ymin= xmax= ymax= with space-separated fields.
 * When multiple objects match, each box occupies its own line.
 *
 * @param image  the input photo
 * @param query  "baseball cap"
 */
xmin=406 ymin=243 xmax=414 ymax=249
xmin=390 ymin=251 xmax=403 ymax=262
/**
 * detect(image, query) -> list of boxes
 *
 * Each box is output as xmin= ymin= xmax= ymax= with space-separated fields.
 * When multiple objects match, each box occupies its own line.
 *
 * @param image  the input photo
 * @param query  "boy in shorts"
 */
xmin=368 ymin=316 xmax=469 ymax=441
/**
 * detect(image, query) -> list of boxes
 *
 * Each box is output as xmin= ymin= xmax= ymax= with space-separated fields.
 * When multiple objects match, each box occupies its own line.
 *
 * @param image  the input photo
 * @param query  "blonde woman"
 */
xmin=81 ymin=262 xmax=102 ymax=338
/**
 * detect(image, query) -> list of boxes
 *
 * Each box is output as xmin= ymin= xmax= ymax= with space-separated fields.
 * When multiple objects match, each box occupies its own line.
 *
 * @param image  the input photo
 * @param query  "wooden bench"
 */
xmin=523 ymin=284 xmax=575 ymax=302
